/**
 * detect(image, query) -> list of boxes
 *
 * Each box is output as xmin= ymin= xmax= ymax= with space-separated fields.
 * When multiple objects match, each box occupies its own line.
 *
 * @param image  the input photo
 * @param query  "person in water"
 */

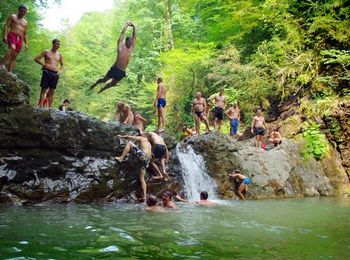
xmin=161 ymin=191 xmax=176 ymax=209
xmin=225 ymin=102 xmax=240 ymax=138
xmin=251 ymin=108 xmax=267 ymax=152
xmin=145 ymin=195 xmax=165 ymax=212
xmin=154 ymin=77 xmax=167 ymax=133
xmin=115 ymin=133 xmax=152 ymax=202
xmin=195 ymin=191 xmax=216 ymax=206
xmin=1 ymin=5 xmax=29 ymax=74
xmin=229 ymin=170 xmax=251 ymax=200
xmin=192 ymin=92 xmax=210 ymax=135
xmin=90 ymin=21 xmax=137 ymax=93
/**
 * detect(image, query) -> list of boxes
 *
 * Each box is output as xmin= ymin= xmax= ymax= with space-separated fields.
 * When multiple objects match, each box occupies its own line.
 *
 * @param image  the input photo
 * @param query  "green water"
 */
xmin=0 ymin=198 xmax=349 ymax=259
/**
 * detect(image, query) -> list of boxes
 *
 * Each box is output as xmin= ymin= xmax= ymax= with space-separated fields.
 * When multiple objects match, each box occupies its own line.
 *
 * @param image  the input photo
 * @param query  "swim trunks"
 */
xmin=132 ymin=145 xmax=150 ymax=169
xmin=230 ymin=118 xmax=239 ymax=135
xmin=106 ymin=66 xmax=126 ymax=81
xmin=152 ymin=144 xmax=166 ymax=159
xmin=243 ymin=177 xmax=251 ymax=185
xmin=7 ymin=32 xmax=22 ymax=53
xmin=254 ymin=127 xmax=265 ymax=136
xmin=194 ymin=111 xmax=203 ymax=117
xmin=157 ymin=98 xmax=166 ymax=108
xmin=40 ymin=68 xmax=59 ymax=89
xmin=214 ymin=107 xmax=224 ymax=120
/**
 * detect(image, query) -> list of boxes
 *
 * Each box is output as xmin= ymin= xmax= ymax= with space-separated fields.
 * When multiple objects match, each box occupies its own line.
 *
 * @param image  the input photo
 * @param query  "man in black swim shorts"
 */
xmin=210 ymin=88 xmax=226 ymax=132
xmin=90 ymin=21 xmax=137 ymax=94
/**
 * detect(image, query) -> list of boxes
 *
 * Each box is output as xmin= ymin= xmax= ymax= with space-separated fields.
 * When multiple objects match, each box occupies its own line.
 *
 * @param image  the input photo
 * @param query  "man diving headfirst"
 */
xmin=90 ymin=21 xmax=137 ymax=94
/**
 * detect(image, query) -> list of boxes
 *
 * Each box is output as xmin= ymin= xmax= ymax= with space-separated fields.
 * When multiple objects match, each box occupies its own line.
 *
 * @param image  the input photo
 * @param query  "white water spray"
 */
xmin=176 ymin=144 xmax=218 ymax=201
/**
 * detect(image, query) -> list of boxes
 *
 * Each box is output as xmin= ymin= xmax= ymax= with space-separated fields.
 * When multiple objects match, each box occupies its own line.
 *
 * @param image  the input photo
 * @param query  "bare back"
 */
xmin=157 ymin=82 xmax=166 ymax=99
xmin=149 ymin=132 xmax=166 ymax=146
xmin=139 ymin=137 xmax=152 ymax=159
xmin=8 ymin=14 xmax=27 ymax=37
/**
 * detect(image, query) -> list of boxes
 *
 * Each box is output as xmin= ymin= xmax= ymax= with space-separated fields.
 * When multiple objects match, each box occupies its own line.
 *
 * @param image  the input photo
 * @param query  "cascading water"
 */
xmin=176 ymin=144 xmax=218 ymax=201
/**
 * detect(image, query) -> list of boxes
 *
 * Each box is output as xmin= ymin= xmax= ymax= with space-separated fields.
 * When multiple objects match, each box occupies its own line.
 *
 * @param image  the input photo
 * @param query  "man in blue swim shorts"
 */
xmin=154 ymin=77 xmax=167 ymax=133
xmin=228 ymin=169 xmax=251 ymax=200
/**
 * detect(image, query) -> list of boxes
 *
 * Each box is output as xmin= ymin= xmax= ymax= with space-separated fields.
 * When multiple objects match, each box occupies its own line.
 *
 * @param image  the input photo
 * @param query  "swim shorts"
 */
xmin=243 ymin=177 xmax=251 ymax=185
xmin=214 ymin=107 xmax=224 ymax=120
xmin=230 ymin=118 xmax=239 ymax=135
xmin=254 ymin=127 xmax=265 ymax=136
xmin=152 ymin=144 xmax=166 ymax=159
xmin=157 ymin=98 xmax=166 ymax=108
xmin=132 ymin=145 xmax=150 ymax=169
xmin=40 ymin=68 xmax=59 ymax=89
xmin=194 ymin=111 xmax=203 ymax=118
xmin=7 ymin=32 xmax=22 ymax=53
xmin=106 ymin=66 xmax=126 ymax=81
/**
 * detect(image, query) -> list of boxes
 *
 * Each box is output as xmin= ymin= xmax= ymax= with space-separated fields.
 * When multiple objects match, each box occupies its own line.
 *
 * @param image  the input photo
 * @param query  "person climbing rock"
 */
xmin=90 ymin=21 xmax=137 ymax=93
xmin=229 ymin=170 xmax=251 ymax=200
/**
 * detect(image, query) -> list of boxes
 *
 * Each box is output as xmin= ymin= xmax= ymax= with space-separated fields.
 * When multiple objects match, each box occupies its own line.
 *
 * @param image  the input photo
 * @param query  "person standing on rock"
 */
xmin=251 ymin=108 xmax=267 ymax=152
xmin=154 ymin=77 xmax=167 ymax=133
xmin=192 ymin=92 xmax=210 ymax=135
xmin=210 ymin=88 xmax=226 ymax=132
xmin=34 ymin=39 xmax=64 ymax=107
xmin=90 ymin=21 xmax=137 ymax=94
xmin=229 ymin=170 xmax=251 ymax=200
xmin=1 ymin=5 xmax=29 ymax=74
xmin=115 ymin=133 xmax=152 ymax=202
xmin=146 ymin=132 xmax=170 ymax=181
xmin=225 ymin=102 xmax=240 ymax=138
xmin=133 ymin=111 xmax=147 ymax=133
xmin=115 ymin=102 xmax=127 ymax=122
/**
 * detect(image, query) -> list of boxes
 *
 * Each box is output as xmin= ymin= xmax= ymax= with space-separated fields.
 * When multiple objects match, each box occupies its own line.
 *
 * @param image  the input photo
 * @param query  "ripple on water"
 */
xmin=19 ymin=241 xmax=28 ymax=245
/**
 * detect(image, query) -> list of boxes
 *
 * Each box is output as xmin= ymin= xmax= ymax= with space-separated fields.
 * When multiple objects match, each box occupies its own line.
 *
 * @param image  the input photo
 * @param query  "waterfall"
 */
xmin=176 ymin=144 xmax=218 ymax=201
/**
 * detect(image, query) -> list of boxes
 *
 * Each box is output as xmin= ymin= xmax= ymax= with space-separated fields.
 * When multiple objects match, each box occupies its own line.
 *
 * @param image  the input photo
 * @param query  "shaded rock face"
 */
xmin=185 ymin=133 xmax=349 ymax=199
xmin=0 ymin=106 xmax=182 ymax=204
xmin=0 ymin=68 xmax=30 ymax=105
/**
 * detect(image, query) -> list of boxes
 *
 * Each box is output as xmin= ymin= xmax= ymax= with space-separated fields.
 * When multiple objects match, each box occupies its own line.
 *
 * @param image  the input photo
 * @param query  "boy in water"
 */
xmin=228 ymin=170 xmax=251 ymax=200
xmin=145 ymin=195 xmax=165 ymax=212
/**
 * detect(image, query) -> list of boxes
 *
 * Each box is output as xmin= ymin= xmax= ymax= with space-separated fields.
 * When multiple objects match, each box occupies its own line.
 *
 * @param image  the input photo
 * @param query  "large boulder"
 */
xmin=184 ymin=132 xmax=349 ymax=199
xmin=0 ymin=68 xmax=30 ymax=105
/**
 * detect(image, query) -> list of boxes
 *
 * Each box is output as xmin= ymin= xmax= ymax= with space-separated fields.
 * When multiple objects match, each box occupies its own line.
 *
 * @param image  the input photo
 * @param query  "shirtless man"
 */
xmin=146 ymin=132 xmax=170 ymax=180
xmin=192 ymin=92 xmax=210 ymax=135
xmin=154 ymin=77 xmax=167 ymax=133
xmin=34 ymin=39 xmax=64 ymax=107
xmin=251 ymin=109 xmax=267 ymax=152
xmin=195 ymin=191 xmax=216 ymax=206
xmin=210 ymin=89 xmax=226 ymax=132
xmin=115 ymin=133 xmax=152 ymax=202
xmin=225 ymin=102 xmax=240 ymax=138
xmin=123 ymin=104 xmax=134 ymax=125
xmin=115 ymin=102 xmax=126 ymax=122
xmin=228 ymin=170 xmax=251 ymax=200
xmin=1 ymin=5 xmax=28 ymax=74
xmin=269 ymin=129 xmax=282 ymax=147
xmin=145 ymin=195 xmax=165 ymax=212
xmin=90 ymin=22 xmax=137 ymax=93
xmin=161 ymin=191 xmax=176 ymax=209
xmin=133 ymin=112 xmax=146 ymax=133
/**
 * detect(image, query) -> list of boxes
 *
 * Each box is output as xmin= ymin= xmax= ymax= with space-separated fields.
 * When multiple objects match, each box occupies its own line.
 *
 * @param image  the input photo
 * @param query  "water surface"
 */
xmin=0 ymin=198 xmax=349 ymax=259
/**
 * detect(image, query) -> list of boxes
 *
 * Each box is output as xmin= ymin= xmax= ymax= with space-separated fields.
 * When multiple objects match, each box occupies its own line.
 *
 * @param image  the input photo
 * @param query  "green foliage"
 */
xmin=301 ymin=122 xmax=329 ymax=160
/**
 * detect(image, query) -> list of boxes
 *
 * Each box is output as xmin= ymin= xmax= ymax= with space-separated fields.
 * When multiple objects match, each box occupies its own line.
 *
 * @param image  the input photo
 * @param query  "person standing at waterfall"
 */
xmin=192 ymin=92 xmax=210 ymax=135
xmin=251 ymin=108 xmax=267 ymax=152
xmin=115 ymin=133 xmax=152 ymax=202
xmin=147 ymin=132 xmax=170 ymax=181
xmin=226 ymin=102 xmax=240 ymax=138
xmin=210 ymin=88 xmax=226 ymax=132
xmin=1 ymin=5 xmax=29 ymax=74
xmin=90 ymin=21 xmax=137 ymax=93
xmin=34 ymin=39 xmax=64 ymax=107
xmin=229 ymin=170 xmax=251 ymax=200
xmin=154 ymin=77 xmax=167 ymax=133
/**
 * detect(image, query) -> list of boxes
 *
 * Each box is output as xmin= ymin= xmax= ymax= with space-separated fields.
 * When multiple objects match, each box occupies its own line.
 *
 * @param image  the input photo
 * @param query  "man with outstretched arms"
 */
xmin=1 ymin=5 xmax=28 ymax=74
xmin=35 ymin=39 xmax=64 ymax=107
xmin=90 ymin=21 xmax=137 ymax=93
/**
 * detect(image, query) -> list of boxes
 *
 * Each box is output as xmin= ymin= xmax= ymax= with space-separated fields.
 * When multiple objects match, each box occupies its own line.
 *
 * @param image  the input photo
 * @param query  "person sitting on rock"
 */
xmin=228 ymin=169 xmax=251 ymax=200
xmin=145 ymin=195 xmax=165 ymax=212
xmin=133 ymin=111 xmax=146 ymax=134
xmin=146 ymin=132 xmax=170 ymax=181
xmin=269 ymin=129 xmax=282 ymax=147
xmin=123 ymin=104 xmax=134 ymax=125
xmin=115 ymin=133 xmax=152 ymax=202
xmin=58 ymin=99 xmax=72 ymax=112
xmin=181 ymin=124 xmax=196 ymax=140
xmin=161 ymin=191 xmax=176 ymax=209
xmin=114 ymin=102 xmax=126 ymax=122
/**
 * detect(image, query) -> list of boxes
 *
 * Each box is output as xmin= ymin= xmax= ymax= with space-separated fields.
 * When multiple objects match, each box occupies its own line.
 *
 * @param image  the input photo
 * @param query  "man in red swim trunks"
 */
xmin=1 ymin=5 xmax=29 ymax=74
xmin=90 ymin=21 xmax=137 ymax=94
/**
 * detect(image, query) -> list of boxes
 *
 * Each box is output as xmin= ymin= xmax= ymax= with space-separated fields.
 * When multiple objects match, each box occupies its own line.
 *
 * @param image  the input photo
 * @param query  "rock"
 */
xmin=0 ymin=68 xmax=30 ymax=105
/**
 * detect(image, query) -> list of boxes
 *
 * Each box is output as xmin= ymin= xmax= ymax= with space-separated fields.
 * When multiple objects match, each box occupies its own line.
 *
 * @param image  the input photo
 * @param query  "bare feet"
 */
xmin=138 ymin=197 xmax=146 ymax=203
xmin=114 ymin=156 xmax=123 ymax=162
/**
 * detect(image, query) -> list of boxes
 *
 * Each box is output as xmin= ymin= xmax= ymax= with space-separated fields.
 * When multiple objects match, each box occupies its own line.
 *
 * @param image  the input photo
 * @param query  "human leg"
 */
xmin=159 ymin=106 xmax=165 ymax=131
xmin=1 ymin=47 xmax=15 ymax=70
xmin=115 ymin=142 xmax=133 ymax=162
xmin=150 ymin=159 xmax=163 ymax=179
xmin=90 ymin=74 xmax=110 ymax=90
xmin=160 ymin=158 xmax=169 ymax=180
xmin=47 ymin=88 xmax=55 ymax=107
xmin=38 ymin=88 xmax=49 ymax=107
xmin=8 ymin=51 xmax=18 ymax=73
xmin=139 ymin=168 xmax=147 ymax=201
xmin=98 ymin=79 xmax=119 ymax=94
xmin=201 ymin=114 xmax=210 ymax=133
xmin=194 ymin=114 xmax=200 ymax=135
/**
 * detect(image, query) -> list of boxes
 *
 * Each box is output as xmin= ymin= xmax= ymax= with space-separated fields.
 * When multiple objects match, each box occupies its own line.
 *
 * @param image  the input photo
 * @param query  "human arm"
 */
xmin=117 ymin=22 xmax=130 ymax=48
xmin=23 ymin=23 xmax=28 ymax=50
xmin=117 ymin=135 xmax=143 ymax=141
xmin=130 ymin=22 xmax=137 ymax=44
xmin=251 ymin=117 xmax=255 ymax=133
xmin=237 ymin=109 xmax=241 ymax=121
xmin=175 ymin=195 xmax=188 ymax=203
xmin=2 ymin=15 xmax=12 ymax=43
xmin=154 ymin=85 xmax=160 ymax=107
xmin=58 ymin=54 xmax=64 ymax=74
xmin=34 ymin=51 xmax=46 ymax=67
xmin=123 ymin=111 xmax=133 ymax=124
